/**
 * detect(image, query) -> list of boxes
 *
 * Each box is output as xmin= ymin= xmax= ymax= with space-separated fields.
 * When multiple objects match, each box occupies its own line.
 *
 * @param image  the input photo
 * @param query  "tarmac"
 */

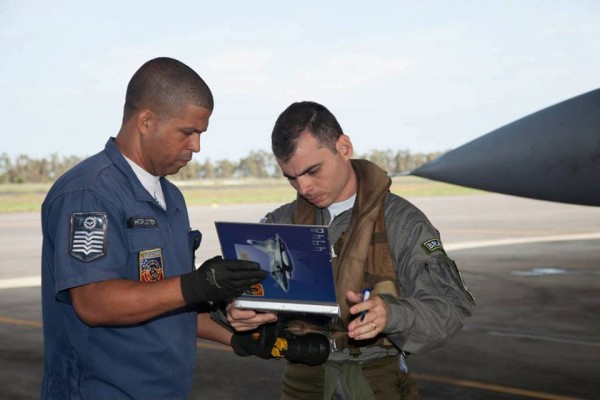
xmin=1 ymin=193 xmax=599 ymax=399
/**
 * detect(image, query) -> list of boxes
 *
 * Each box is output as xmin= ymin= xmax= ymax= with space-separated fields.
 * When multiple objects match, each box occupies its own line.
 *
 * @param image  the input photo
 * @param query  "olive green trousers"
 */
xmin=281 ymin=356 xmax=419 ymax=400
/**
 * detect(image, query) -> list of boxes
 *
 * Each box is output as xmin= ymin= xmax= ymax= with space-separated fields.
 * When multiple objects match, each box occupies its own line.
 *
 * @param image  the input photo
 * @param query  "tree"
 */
xmin=362 ymin=149 xmax=395 ymax=173
xmin=173 ymin=160 xmax=202 ymax=181
xmin=0 ymin=148 xmax=446 ymax=183
xmin=199 ymin=159 xmax=215 ymax=179
xmin=0 ymin=153 xmax=11 ymax=184
xmin=214 ymin=159 xmax=236 ymax=179
xmin=237 ymin=150 xmax=273 ymax=178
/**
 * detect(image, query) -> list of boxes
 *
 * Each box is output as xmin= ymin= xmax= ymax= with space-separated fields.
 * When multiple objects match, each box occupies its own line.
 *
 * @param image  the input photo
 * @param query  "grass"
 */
xmin=0 ymin=176 xmax=480 ymax=213
xmin=390 ymin=177 xmax=481 ymax=197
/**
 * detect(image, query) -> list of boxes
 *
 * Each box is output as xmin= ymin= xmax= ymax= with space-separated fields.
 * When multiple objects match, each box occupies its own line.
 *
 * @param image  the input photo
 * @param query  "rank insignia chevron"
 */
xmin=70 ymin=212 xmax=108 ymax=262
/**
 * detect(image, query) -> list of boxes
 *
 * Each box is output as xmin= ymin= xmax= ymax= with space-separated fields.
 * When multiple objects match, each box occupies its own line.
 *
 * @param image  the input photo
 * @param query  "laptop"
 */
xmin=215 ymin=221 xmax=340 ymax=316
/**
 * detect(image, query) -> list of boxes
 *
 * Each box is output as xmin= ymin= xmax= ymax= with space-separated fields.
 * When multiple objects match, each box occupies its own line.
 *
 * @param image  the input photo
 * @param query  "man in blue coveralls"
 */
xmin=40 ymin=57 xmax=267 ymax=399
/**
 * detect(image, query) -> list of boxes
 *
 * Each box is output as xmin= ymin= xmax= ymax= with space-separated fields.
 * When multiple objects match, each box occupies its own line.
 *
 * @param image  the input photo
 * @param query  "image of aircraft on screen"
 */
xmin=245 ymin=234 xmax=294 ymax=292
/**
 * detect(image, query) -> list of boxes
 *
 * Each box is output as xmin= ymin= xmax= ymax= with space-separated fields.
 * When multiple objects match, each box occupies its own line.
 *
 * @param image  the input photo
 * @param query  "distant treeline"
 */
xmin=0 ymin=149 xmax=445 ymax=184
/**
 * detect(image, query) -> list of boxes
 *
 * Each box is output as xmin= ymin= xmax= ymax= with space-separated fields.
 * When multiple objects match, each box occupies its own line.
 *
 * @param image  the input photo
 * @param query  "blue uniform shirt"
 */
xmin=41 ymin=138 xmax=199 ymax=399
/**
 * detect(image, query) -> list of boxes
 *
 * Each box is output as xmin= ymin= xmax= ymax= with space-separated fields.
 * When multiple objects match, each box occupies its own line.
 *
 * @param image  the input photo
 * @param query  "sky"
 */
xmin=1 ymin=1 xmax=599 ymax=162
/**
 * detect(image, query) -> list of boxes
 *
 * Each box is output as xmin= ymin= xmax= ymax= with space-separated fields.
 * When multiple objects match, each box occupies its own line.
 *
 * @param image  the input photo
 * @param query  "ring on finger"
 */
xmin=371 ymin=321 xmax=376 ymax=331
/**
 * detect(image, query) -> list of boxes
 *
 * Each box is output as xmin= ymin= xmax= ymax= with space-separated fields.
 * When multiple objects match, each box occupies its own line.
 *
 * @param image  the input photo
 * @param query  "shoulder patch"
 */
xmin=422 ymin=238 xmax=444 ymax=254
xmin=70 ymin=212 xmax=108 ymax=262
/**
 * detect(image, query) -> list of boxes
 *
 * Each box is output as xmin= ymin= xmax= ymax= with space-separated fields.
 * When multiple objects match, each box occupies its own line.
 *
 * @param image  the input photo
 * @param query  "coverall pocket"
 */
xmin=125 ymin=228 xmax=162 ymax=252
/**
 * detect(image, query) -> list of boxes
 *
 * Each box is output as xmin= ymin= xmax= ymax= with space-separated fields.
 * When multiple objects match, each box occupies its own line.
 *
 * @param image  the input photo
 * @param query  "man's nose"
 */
xmin=189 ymin=133 xmax=201 ymax=153
xmin=296 ymin=176 xmax=312 ymax=195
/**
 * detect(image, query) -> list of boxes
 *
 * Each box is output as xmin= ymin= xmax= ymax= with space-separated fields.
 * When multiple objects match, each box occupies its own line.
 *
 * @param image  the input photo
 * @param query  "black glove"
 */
xmin=180 ymin=256 xmax=267 ymax=304
xmin=231 ymin=324 xmax=330 ymax=366
xmin=231 ymin=324 xmax=279 ymax=359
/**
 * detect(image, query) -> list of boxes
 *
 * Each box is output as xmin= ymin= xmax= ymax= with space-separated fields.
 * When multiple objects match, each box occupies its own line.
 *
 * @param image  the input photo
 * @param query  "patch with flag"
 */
xmin=70 ymin=212 xmax=108 ymax=262
xmin=422 ymin=238 xmax=444 ymax=254
xmin=139 ymin=248 xmax=165 ymax=282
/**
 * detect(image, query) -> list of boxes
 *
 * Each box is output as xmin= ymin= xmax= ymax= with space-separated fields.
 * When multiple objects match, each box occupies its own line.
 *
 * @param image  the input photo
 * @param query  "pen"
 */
xmin=359 ymin=288 xmax=371 ymax=322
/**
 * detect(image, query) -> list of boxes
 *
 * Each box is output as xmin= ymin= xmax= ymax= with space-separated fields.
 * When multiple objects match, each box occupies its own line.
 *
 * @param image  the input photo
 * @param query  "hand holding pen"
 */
xmin=346 ymin=289 xmax=389 ymax=340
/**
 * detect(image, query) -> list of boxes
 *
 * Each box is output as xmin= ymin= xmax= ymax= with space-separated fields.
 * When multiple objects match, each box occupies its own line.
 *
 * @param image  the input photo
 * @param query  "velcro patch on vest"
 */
xmin=70 ymin=212 xmax=107 ymax=262
xmin=127 ymin=216 xmax=158 ymax=228
xmin=139 ymin=248 xmax=165 ymax=282
xmin=422 ymin=238 xmax=444 ymax=254
xmin=370 ymin=231 xmax=388 ymax=245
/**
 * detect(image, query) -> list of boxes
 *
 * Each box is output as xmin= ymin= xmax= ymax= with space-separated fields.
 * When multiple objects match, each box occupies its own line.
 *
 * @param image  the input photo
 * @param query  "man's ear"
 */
xmin=337 ymin=134 xmax=353 ymax=160
xmin=135 ymin=110 xmax=154 ymax=134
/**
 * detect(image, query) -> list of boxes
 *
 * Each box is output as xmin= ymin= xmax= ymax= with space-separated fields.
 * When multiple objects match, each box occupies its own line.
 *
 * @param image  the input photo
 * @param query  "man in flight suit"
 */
xmin=40 ymin=57 xmax=266 ymax=399
xmin=227 ymin=101 xmax=475 ymax=399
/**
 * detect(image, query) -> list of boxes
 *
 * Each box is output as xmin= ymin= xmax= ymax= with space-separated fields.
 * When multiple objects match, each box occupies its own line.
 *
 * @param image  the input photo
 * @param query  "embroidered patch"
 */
xmin=422 ymin=238 xmax=444 ymax=254
xmin=127 ymin=216 xmax=158 ymax=228
xmin=243 ymin=283 xmax=265 ymax=297
xmin=70 ymin=212 xmax=107 ymax=262
xmin=139 ymin=248 xmax=165 ymax=282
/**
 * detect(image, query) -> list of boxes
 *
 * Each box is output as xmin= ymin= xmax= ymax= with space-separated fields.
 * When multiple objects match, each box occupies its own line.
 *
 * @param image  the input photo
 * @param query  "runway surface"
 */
xmin=1 ymin=193 xmax=599 ymax=399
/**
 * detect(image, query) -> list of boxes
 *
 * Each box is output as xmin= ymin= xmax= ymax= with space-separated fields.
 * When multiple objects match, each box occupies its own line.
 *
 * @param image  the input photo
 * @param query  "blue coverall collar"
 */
xmin=104 ymin=137 xmax=180 ymax=213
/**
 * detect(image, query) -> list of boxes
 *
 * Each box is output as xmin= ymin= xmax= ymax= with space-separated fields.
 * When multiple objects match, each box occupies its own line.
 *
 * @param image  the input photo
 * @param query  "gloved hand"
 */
xmin=231 ymin=324 xmax=330 ymax=366
xmin=180 ymin=256 xmax=267 ymax=304
xmin=231 ymin=324 xmax=279 ymax=359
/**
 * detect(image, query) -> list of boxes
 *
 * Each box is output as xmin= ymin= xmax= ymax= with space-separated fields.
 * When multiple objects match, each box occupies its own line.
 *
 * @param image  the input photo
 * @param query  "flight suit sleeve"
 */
xmin=262 ymin=202 xmax=296 ymax=225
xmin=380 ymin=197 xmax=475 ymax=354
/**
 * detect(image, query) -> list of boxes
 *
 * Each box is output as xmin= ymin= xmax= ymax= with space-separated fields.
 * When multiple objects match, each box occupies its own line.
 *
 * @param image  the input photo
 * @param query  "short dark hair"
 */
xmin=123 ymin=57 xmax=213 ymax=123
xmin=271 ymin=101 xmax=344 ymax=162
